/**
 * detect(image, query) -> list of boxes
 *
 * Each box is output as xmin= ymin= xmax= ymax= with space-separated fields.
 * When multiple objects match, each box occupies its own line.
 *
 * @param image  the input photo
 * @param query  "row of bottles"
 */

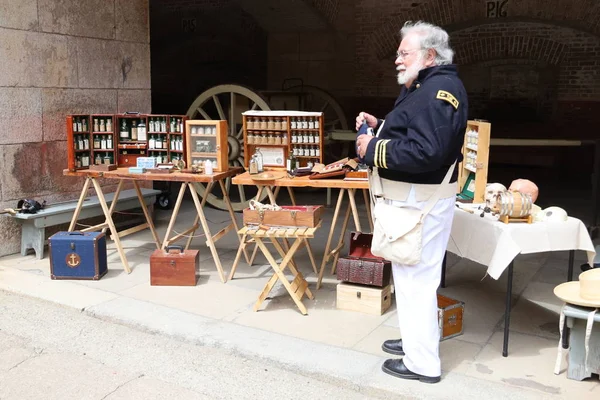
xmin=75 ymin=154 xmax=90 ymax=168
xmin=466 ymin=129 xmax=479 ymax=148
xmin=291 ymin=116 xmax=319 ymax=130
xmin=93 ymin=118 xmax=113 ymax=132
xmin=291 ymin=132 xmax=320 ymax=144
xmin=190 ymin=125 xmax=217 ymax=135
xmin=119 ymin=119 xmax=147 ymax=141
xmin=149 ymin=117 xmax=183 ymax=133
xmin=247 ymin=133 xmax=288 ymax=146
xmin=148 ymin=135 xmax=184 ymax=151
xmin=246 ymin=118 xmax=288 ymax=131
xmin=93 ymin=152 xmax=114 ymax=166
xmin=72 ymin=117 xmax=89 ymax=133
xmin=292 ymin=145 xmax=320 ymax=158
xmin=465 ymin=150 xmax=478 ymax=170
xmin=73 ymin=134 xmax=90 ymax=151
xmin=92 ymin=135 xmax=113 ymax=150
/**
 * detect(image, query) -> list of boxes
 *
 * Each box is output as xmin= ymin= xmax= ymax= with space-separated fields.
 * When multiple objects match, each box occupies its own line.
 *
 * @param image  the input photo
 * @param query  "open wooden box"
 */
xmin=243 ymin=205 xmax=323 ymax=228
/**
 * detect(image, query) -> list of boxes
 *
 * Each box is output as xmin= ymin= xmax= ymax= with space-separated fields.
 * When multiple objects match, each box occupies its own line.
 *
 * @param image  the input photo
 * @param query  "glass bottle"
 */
xmin=93 ymin=135 xmax=100 ymax=149
xmin=107 ymin=135 xmax=113 ymax=149
xmin=120 ymin=120 xmax=128 ymax=140
xmin=106 ymin=118 xmax=112 ymax=132
xmin=255 ymin=148 xmax=264 ymax=172
xmin=100 ymin=136 xmax=107 ymax=150
xmin=139 ymin=118 xmax=147 ymax=140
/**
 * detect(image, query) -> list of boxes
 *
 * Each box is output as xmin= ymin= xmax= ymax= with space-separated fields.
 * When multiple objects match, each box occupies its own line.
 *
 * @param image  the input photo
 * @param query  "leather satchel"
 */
xmin=336 ymin=232 xmax=391 ymax=287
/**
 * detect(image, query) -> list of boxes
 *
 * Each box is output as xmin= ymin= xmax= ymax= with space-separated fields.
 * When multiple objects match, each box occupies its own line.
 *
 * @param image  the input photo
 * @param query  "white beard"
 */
xmin=397 ymin=55 xmax=425 ymax=85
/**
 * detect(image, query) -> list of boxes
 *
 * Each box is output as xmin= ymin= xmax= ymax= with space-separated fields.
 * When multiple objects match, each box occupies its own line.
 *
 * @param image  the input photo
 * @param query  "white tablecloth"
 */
xmin=446 ymin=209 xmax=596 ymax=280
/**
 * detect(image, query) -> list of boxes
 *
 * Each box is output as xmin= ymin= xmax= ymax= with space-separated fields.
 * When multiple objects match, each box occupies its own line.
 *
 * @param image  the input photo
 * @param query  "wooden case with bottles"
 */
xmin=242 ymin=111 xmax=324 ymax=170
xmin=185 ymin=120 xmax=229 ymax=172
xmin=457 ymin=120 xmax=491 ymax=203
xmin=67 ymin=113 xmax=188 ymax=170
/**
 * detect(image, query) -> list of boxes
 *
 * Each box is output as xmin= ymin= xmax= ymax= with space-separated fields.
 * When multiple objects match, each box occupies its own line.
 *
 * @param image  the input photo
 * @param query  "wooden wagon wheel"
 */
xmin=186 ymin=84 xmax=270 ymax=211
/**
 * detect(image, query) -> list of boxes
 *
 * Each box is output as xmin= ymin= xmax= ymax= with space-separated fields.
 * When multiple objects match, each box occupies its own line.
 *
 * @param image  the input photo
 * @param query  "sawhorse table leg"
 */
xmin=317 ymin=188 xmax=364 ymax=289
xmin=68 ymin=177 xmax=131 ymax=274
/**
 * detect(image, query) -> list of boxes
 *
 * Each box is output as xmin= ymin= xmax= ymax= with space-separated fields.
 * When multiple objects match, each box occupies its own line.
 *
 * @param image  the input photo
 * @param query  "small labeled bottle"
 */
xmin=120 ymin=120 xmax=128 ymax=140
xmin=107 ymin=135 xmax=113 ymax=149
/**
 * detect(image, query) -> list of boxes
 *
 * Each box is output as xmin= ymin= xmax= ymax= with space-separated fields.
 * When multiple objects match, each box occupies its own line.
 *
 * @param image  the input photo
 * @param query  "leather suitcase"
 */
xmin=48 ymin=231 xmax=108 ymax=280
xmin=336 ymin=232 xmax=391 ymax=287
xmin=150 ymin=245 xmax=199 ymax=286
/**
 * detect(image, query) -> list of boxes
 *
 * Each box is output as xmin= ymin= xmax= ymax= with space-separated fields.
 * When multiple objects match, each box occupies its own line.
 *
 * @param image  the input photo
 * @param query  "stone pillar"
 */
xmin=0 ymin=0 xmax=151 ymax=257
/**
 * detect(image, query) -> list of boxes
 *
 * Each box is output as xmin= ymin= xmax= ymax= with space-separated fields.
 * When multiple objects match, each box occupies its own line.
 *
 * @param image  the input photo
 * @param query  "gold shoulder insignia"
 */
xmin=436 ymin=90 xmax=459 ymax=110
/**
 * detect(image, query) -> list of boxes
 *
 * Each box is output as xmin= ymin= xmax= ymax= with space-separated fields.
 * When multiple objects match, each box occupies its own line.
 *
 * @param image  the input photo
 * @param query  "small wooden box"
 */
xmin=438 ymin=294 xmax=464 ymax=340
xmin=336 ymin=282 xmax=392 ymax=315
xmin=150 ymin=246 xmax=199 ymax=286
xmin=243 ymin=205 xmax=323 ymax=228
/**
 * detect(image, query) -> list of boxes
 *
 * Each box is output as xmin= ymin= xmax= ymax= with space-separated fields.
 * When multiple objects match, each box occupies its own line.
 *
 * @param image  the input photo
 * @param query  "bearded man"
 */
xmin=355 ymin=21 xmax=468 ymax=384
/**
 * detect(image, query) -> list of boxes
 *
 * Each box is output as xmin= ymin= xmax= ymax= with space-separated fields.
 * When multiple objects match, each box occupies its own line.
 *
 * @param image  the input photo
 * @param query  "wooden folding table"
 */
xmin=63 ymin=167 xmax=246 ymax=281
xmin=231 ymin=172 xmax=372 ymax=289
xmin=244 ymin=224 xmax=321 ymax=315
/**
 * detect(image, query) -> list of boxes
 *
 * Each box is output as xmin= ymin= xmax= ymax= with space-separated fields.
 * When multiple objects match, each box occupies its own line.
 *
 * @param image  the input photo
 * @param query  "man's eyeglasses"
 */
xmin=395 ymin=49 xmax=420 ymax=59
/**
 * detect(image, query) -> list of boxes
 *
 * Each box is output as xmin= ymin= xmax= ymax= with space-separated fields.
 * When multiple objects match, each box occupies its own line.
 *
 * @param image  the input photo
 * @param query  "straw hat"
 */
xmin=554 ymin=268 xmax=600 ymax=308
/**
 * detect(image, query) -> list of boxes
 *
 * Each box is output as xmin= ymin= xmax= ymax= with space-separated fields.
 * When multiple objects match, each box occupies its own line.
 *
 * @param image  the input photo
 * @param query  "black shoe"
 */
xmin=382 ymin=359 xmax=441 ymax=384
xmin=581 ymin=263 xmax=599 ymax=272
xmin=382 ymin=339 xmax=405 ymax=355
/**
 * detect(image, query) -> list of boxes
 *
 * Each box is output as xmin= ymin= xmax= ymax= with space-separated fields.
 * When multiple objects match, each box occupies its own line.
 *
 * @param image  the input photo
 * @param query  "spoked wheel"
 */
xmin=186 ymin=84 xmax=271 ymax=211
xmin=274 ymin=84 xmax=350 ymax=164
xmin=283 ymin=84 xmax=349 ymax=133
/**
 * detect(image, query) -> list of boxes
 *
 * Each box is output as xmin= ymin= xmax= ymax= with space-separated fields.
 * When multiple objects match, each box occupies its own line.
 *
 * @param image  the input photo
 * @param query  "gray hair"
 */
xmin=400 ymin=21 xmax=454 ymax=65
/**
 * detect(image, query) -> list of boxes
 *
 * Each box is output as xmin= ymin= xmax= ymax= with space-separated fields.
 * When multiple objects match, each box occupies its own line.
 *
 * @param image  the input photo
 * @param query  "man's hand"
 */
xmin=356 ymin=134 xmax=374 ymax=159
xmin=355 ymin=112 xmax=378 ymax=131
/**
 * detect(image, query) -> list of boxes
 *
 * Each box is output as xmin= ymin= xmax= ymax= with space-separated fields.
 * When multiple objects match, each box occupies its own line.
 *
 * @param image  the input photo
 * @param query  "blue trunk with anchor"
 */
xmin=48 ymin=231 xmax=108 ymax=280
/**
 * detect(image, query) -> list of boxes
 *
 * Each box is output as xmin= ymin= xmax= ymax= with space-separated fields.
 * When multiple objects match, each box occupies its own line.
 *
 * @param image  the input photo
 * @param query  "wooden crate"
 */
xmin=243 ymin=205 xmax=323 ymax=228
xmin=185 ymin=119 xmax=228 ymax=171
xmin=336 ymin=282 xmax=392 ymax=315
xmin=438 ymin=294 xmax=464 ymax=340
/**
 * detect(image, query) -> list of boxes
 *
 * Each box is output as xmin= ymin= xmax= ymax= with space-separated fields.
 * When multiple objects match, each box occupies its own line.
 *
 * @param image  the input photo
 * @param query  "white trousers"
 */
xmin=387 ymin=188 xmax=456 ymax=377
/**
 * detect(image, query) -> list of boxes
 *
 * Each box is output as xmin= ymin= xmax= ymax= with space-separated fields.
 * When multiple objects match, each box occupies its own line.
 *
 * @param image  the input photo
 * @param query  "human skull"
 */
xmin=485 ymin=183 xmax=507 ymax=208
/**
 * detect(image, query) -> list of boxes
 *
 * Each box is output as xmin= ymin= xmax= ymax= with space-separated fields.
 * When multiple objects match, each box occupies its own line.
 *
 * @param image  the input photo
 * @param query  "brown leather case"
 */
xmin=150 ymin=245 xmax=199 ymax=286
xmin=336 ymin=232 xmax=391 ymax=287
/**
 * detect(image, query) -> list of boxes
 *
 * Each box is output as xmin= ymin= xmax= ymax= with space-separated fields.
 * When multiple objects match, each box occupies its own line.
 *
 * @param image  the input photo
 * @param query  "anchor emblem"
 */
xmin=66 ymin=253 xmax=81 ymax=268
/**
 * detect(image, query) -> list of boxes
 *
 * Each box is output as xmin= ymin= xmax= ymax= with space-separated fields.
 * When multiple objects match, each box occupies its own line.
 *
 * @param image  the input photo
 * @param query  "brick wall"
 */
xmin=0 ymin=0 xmax=151 ymax=256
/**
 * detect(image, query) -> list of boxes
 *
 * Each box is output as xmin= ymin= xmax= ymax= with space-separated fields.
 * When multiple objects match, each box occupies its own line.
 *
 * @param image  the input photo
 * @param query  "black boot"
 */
xmin=382 ymin=359 xmax=441 ymax=384
xmin=382 ymin=339 xmax=405 ymax=355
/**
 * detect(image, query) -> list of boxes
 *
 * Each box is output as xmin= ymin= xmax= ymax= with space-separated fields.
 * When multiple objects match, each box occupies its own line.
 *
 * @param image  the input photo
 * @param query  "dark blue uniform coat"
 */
xmin=364 ymin=65 xmax=468 ymax=184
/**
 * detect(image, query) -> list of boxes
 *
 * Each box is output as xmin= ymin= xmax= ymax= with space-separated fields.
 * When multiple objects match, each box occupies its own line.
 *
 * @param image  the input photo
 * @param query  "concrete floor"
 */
xmin=1 ymin=187 xmax=599 ymax=399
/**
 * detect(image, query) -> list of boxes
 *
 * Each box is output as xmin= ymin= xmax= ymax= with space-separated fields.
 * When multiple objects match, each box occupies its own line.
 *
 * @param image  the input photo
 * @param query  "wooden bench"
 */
xmin=9 ymin=188 xmax=161 ymax=260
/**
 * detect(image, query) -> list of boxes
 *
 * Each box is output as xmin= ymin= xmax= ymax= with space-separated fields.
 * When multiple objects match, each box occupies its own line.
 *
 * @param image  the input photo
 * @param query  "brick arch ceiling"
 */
xmin=453 ymin=36 xmax=567 ymax=66
xmin=369 ymin=0 xmax=600 ymax=60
